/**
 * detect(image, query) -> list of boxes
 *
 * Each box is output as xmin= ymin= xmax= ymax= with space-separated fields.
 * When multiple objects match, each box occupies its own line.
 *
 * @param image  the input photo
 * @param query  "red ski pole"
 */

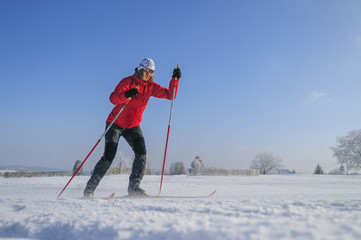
xmin=57 ymin=87 xmax=138 ymax=198
xmin=159 ymin=65 xmax=179 ymax=195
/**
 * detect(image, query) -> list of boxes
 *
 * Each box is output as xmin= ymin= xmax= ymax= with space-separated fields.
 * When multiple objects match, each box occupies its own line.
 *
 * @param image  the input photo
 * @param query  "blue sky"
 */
xmin=1 ymin=0 xmax=361 ymax=173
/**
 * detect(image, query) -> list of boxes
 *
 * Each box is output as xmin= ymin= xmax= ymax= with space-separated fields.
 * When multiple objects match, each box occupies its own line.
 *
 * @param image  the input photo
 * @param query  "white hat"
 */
xmin=138 ymin=58 xmax=155 ymax=71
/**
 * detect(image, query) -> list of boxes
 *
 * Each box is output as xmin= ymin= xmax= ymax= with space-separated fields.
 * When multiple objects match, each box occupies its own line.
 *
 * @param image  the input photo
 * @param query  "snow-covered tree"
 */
xmin=170 ymin=161 xmax=186 ymax=175
xmin=330 ymin=129 xmax=361 ymax=174
xmin=250 ymin=152 xmax=282 ymax=175
xmin=191 ymin=156 xmax=204 ymax=169
xmin=72 ymin=160 xmax=83 ymax=176
xmin=314 ymin=164 xmax=324 ymax=174
xmin=189 ymin=156 xmax=204 ymax=175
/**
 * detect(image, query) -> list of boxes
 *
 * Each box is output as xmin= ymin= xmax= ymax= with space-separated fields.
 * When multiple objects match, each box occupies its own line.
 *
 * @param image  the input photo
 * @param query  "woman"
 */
xmin=84 ymin=58 xmax=181 ymax=197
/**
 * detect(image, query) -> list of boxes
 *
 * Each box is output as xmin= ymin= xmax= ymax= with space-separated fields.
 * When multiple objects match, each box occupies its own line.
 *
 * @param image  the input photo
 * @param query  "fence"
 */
xmin=3 ymin=168 xmax=257 ymax=178
xmin=3 ymin=168 xmax=157 ymax=178
xmin=188 ymin=168 xmax=259 ymax=176
xmin=105 ymin=168 xmax=156 ymax=175
xmin=4 ymin=171 xmax=73 ymax=178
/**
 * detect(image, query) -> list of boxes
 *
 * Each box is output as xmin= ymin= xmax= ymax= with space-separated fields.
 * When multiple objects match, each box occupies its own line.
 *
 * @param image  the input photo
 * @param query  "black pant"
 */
xmin=84 ymin=123 xmax=147 ymax=195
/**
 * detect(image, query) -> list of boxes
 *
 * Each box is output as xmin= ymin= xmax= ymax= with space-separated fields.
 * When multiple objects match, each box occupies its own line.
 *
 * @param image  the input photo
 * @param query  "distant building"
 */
xmin=277 ymin=169 xmax=294 ymax=175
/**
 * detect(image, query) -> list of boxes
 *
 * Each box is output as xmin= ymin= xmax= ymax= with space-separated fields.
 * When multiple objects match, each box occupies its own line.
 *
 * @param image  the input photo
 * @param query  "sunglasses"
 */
xmin=144 ymin=68 xmax=154 ymax=74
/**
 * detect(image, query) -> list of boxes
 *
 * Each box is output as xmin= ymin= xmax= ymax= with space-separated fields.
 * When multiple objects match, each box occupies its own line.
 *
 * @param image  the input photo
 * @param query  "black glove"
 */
xmin=124 ymin=88 xmax=139 ymax=99
xmin=172 ymin=67 xmax=181 ymax=79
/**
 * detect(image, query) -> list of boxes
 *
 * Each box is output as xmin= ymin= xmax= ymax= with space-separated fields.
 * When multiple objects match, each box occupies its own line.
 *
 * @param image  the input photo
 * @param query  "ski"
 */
xmin=106 ymin=192 xmax=115 ymax=200
xmin=103 ymin=190 xmax=216 ymax=199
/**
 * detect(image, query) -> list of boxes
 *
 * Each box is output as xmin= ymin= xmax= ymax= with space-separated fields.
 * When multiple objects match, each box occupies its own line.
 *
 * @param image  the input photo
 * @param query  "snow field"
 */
xmin=0 ymin=174 xmax=360 ymax=240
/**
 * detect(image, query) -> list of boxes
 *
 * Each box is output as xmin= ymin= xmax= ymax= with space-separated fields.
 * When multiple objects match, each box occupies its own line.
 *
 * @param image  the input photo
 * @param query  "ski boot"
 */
xmin=128 ymin=186 xmax=148 ymax=197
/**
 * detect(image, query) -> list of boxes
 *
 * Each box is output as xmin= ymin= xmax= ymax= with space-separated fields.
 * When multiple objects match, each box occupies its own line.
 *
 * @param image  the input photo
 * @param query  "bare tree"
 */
xmin=170 ymin=161 xmax=186 ymax=175
xmin=118 ymin=151 xmax=131 ymax=169
xmin=330 ymin=129 xmax=361 ymax=174
xmin=73 ymin=160 xmax=83 ymax=176
xmin=250 ymin=152 xmax=282 ymax=175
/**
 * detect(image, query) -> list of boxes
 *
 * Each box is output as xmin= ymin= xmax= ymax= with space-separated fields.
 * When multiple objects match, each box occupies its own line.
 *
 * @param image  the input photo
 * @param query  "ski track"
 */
xmin=1 ymin=175 xmax=361 ymax=240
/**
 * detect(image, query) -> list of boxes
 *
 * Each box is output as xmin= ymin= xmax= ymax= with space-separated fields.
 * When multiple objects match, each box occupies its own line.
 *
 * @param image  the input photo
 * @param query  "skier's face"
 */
xmin=141 ymin=68 xmax=154 ymax=81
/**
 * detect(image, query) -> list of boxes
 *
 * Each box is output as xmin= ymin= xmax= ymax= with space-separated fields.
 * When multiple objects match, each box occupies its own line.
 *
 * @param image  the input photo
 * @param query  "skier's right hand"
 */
xmin=124 ymin=88 xmax=139 ymax=99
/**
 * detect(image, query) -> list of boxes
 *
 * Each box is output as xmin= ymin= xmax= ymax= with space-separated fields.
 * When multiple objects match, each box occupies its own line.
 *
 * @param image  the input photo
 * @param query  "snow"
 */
xmin=1 ymin=174 xmax=361 ymax=240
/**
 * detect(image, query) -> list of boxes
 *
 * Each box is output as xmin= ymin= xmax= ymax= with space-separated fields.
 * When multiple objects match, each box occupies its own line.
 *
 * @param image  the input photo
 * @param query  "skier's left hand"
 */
xmin=124 ymin=88 xmax=139 ymax=99
xmin=172 ymin=67 xmax=181 ymax=79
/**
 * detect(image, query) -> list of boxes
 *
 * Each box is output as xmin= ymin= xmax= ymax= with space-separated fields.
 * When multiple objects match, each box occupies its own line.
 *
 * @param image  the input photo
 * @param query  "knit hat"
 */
xmin=138 ymin=58 xmax=155 ymax=71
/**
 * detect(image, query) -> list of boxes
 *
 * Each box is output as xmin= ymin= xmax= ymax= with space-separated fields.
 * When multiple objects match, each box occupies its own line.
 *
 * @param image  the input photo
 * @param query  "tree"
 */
xmin=117 ymin=151 xmax=131 ymax=169
xmin=314 ymin=164 xmax=324 ymax=174
xmin=170 ymin=161 xmax=186 ymax=175
xmin=191 ymin=156 xmax=204 ymax=169
xmin=73 ymin=160 xmax=83 ymax=176
xmin=250 ymin=152 xmax=282 ymax=175
xmin=330 ymin=129 xmax=361 ymax=174
xmin=189 ymin=156 xmax=204 ymax=175
xmin=340 ymin=165 xmax=346 ymax=174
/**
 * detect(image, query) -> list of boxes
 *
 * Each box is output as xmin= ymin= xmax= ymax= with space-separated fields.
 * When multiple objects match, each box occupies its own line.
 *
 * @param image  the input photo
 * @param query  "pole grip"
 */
xmin=175 ymin=65 xmax=179 ymax=80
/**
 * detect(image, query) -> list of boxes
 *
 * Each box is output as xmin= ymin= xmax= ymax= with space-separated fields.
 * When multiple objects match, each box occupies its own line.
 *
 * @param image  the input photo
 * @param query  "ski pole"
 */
xmin=57 ymin=87 xmax=138 ymax=198
xmin=159 ymin=65 xmax=179 ymax=195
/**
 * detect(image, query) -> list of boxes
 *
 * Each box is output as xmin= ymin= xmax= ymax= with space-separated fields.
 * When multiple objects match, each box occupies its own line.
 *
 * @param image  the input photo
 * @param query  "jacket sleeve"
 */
xmin=152 ymin=78 xmax=179 ymax=100
xmin=109 ymin=77 xmax=132 ymax=105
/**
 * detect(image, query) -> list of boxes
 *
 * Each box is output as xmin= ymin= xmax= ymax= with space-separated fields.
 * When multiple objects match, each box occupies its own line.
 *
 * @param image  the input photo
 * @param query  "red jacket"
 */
xmin=106 ymin=72 xmax=179 ymax=129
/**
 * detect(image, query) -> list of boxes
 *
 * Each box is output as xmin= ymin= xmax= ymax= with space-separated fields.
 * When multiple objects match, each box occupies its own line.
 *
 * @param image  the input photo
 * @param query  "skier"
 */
xmin=83 ymin=58 xmax=181 ymax=197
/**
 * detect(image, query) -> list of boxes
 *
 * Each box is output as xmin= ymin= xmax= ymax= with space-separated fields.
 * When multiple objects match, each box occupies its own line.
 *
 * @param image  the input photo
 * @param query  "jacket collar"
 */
xmin=131 ymin=72 xmax=152 ymax=85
